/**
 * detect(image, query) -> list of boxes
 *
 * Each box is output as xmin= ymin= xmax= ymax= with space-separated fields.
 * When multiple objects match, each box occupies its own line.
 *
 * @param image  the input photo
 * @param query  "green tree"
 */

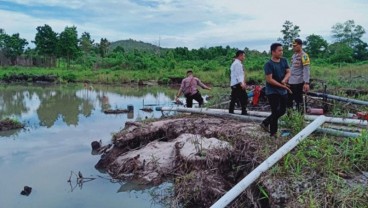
xmin=0 ymin=29 xmax=6 ymax=55
xmin=164 ymin=50 xmax=176 ymax=70
xmin=79 ymin=31 xmax=95 ymax=66
xmin=331 ymin=20 xmax=365 ymax=47
xmin=304 ymin=34 xmax=328 ymax=58
xmin=0 ymin=28 xmax=5 ymax=48
xmin=353 ymin=41 xmax=368 ymax=60
xmin=2 ymin=33 xmax=28 ymax=65
xmin=328 ymin=42 xmax=354 ymax=63
xmin=331 ymin=20 xmax=367 ymax=61
xmin=24 ymin=47 xmax=37 ymax=59
xmin=278 ymin=20 xmax=301 ymax=52
xmin=58 ymin=26 xmax=80 ymax=68
xmin=173 ymin=47 xmax=190 ymax=60
xmin=79 ymin=31 xmax=94 ymax=54
xmin=0 ymin=29 xmax=7 ymax=65
xmin=112 ymin=46 xmax=125 ymax=54
xmin=33 ymin=24 xmax=58 ymax=66
xmin=99 ymin=38 xmax=110 ymax=58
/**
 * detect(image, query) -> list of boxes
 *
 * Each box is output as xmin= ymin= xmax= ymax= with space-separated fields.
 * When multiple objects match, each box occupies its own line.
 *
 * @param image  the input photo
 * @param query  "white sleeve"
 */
xmin=234 ymin=63 xmax=244 ymax=83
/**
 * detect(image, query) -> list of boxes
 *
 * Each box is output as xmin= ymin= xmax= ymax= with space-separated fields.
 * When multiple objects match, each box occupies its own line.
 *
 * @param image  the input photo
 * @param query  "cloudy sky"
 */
xmin=1 ymin=0 xmax=367 ymax=51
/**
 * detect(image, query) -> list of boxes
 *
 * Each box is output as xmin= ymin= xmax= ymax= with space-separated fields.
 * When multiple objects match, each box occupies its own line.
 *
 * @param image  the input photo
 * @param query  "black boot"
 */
xmin=241 ymin=107 xmax=247 ymax=115
xmin=229 ymin=103 xmax=235 ymax=114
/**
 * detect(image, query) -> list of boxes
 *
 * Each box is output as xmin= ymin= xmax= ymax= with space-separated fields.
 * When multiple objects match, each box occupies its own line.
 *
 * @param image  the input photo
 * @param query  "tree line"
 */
xmin=0 ymin=19 xmax=367 ymax=71
xmin=278 ymin=20 xmax=368 ymax=63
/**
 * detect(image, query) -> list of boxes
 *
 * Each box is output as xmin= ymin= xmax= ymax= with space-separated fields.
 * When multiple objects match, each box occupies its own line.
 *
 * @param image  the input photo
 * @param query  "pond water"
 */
xmin=0 ymin=83 xmax=178 ymax=208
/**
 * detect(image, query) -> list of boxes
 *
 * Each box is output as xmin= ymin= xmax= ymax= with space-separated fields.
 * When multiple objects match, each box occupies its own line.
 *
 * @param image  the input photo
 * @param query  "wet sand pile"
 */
xmin=95 ymin=115 xmax=278 ymax=207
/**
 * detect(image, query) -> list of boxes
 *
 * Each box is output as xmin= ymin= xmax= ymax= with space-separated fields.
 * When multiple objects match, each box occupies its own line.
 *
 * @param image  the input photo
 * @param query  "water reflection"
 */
xmin=0 ymin=128 xmax=22 ymax=137
xmin=0 ymin=85 xmax=29 ymax=116
xmin=0 ymin=83 xmax=176 ymax=134
xmin=67 ymin=170 xmax=97 ymax=192
xmin=118 ymin=180 xmax=155 ymax=192
xmin=37 ymin=89 xmax=94 ymax=127
xmin=0 ymin=83 xmax=176 ymax=208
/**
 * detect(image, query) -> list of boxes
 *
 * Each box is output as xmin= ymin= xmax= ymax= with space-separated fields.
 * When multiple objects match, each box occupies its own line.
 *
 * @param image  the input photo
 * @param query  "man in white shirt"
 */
xmin=229 ymin=50 xmax=248 ymax=115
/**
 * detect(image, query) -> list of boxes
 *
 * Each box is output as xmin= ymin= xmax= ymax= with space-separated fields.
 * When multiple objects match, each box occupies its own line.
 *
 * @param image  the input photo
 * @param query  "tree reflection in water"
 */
xmin=0 ymin=83 xmax=177 ymax=133
xmin=0 ymin=84 xmax=95 ymax=129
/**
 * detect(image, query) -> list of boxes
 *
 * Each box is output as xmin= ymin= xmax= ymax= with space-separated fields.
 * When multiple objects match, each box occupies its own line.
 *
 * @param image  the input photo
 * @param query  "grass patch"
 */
xmin=267 ymin=129 xmax=368 ymax=206
xmin=0 ymin=118 xmax=24 ymax=131
xmin=2 ymin=62 xmax=368 ymax=89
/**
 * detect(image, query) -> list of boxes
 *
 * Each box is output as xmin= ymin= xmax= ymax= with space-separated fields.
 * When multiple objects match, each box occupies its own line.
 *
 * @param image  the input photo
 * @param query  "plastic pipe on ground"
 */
xmin=315 ymin=127 xmax=360 ymax=138
xmin=208 ymin=109 xmax=368 ymax=127
xmin=307 ymin=92 xmax=368 ymax=106
xmin=157 ymin=107 xmax=363 ymax=137
xmin=156 ymin=106 xmax=264 ymax=122
xmin=210 ymin=115 xmax=327 ymax=208
xmin=305 ymin=114 xmax=368 ymax=127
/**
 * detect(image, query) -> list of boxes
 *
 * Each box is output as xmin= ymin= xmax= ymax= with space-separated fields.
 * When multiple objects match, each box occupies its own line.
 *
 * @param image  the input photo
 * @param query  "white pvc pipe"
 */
xmin=321 ymin=123 xmax=363 ymax=133
xmin=316 ymin=127 xmax=360 ymax=138
xmin=209 ymin=109 xmax=271 ymax=117
xmin=156 ymin=107 xmax=264 ymax=122
xmin=158 ymin=107 xmax=367 ymax=127
xmin=305 ymin=114 xmax=368 ymax=127
xmin=209 ymin=109 xmax=368 ymax=128
xmin=210 ymin=115 xmax=327 ymax=208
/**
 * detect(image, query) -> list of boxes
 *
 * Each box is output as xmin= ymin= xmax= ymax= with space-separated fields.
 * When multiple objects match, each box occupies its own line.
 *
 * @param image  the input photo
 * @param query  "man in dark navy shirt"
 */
xmin=260 ymin=43 xmax=291 ymax=138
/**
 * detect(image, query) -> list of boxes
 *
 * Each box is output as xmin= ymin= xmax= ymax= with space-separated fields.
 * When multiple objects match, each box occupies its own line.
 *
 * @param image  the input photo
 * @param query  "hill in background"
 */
xmin=109 ymin=38 xmax=167 ymax=53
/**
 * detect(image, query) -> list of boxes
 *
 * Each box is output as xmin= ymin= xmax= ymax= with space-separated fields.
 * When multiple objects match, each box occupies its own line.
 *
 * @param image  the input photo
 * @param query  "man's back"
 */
xmin=181 ymin=75 xmax=198 ymax=96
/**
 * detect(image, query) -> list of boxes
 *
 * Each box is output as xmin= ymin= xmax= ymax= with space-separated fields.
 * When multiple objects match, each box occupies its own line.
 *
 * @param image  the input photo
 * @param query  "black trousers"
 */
xmin=287 ymin=83 xmax=304 ymax=111
xmin=185 ymin=91 xmax=204 ymax=108
xmin=262 ymin=94 xmax=288 ymax=135
xmin=229 ymin=84 xmax=248 ymax=114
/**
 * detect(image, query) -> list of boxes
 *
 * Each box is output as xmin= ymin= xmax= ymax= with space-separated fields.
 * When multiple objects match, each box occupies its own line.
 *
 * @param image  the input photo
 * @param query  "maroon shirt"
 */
xmin=179 ymin=75 xmax=207 ymax=96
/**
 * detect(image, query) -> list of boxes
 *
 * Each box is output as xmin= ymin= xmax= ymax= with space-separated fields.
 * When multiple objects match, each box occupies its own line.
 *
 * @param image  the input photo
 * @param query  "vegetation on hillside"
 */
xmin=110 ymin=39 xmax=167 ymax=53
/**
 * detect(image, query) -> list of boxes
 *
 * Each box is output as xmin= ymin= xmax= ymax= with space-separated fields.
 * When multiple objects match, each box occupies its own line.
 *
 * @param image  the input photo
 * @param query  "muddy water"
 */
xmin=0 ymin=83 xmax=177 ymax=208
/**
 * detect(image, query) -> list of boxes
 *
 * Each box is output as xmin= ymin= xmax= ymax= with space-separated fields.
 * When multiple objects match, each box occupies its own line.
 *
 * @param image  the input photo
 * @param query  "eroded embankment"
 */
xmin=95 ymin=115 xmax=282 ymax=207
xmin=94 ymin=115 xmax=368 ymax=207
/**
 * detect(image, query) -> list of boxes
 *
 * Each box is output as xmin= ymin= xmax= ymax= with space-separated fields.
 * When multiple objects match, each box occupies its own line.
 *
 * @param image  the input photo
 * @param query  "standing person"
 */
xmin=260 ymin=43 xmax=291 ymax=138
xmin=229 ymin=50 xmax=248 ymax=115
xmin=175 ymin=70 xmax=211 ymax=108
xmin=287 ymin=38 xmax=311 ymax=112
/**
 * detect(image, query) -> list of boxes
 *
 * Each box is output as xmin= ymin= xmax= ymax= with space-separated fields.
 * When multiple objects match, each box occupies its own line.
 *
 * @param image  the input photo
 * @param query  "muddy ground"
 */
xmin=95 ymin=115 xmax=294 ymax=207
xmin=94 ymin=114 xmax=367 ymax=207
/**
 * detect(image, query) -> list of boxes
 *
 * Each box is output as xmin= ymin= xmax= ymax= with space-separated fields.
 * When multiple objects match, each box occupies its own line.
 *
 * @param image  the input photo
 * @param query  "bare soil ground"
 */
xmin=94 ymin=114 xmax=367 ymax=207
xmin=95 ymin=115 xmax=288 ymax=207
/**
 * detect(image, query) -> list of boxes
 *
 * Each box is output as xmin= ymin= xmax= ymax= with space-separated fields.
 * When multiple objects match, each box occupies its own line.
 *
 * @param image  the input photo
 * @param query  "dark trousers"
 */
xmin=229 ymin=84 xmax=248 ymax=114
xmin=262 ymin=94 xmax=288 ymax=135
xmin=186 ymin=91 xmax=204 ymax=108
xmin=287 ymin=83 xmax=304 ymax=112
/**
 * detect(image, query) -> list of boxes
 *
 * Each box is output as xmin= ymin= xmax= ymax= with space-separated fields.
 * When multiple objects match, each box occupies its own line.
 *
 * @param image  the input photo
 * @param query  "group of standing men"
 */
xmin=176 ymin=38 xmax=310 ymax=138
xmin=230 ymin=39 xmax=310 ymax=138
